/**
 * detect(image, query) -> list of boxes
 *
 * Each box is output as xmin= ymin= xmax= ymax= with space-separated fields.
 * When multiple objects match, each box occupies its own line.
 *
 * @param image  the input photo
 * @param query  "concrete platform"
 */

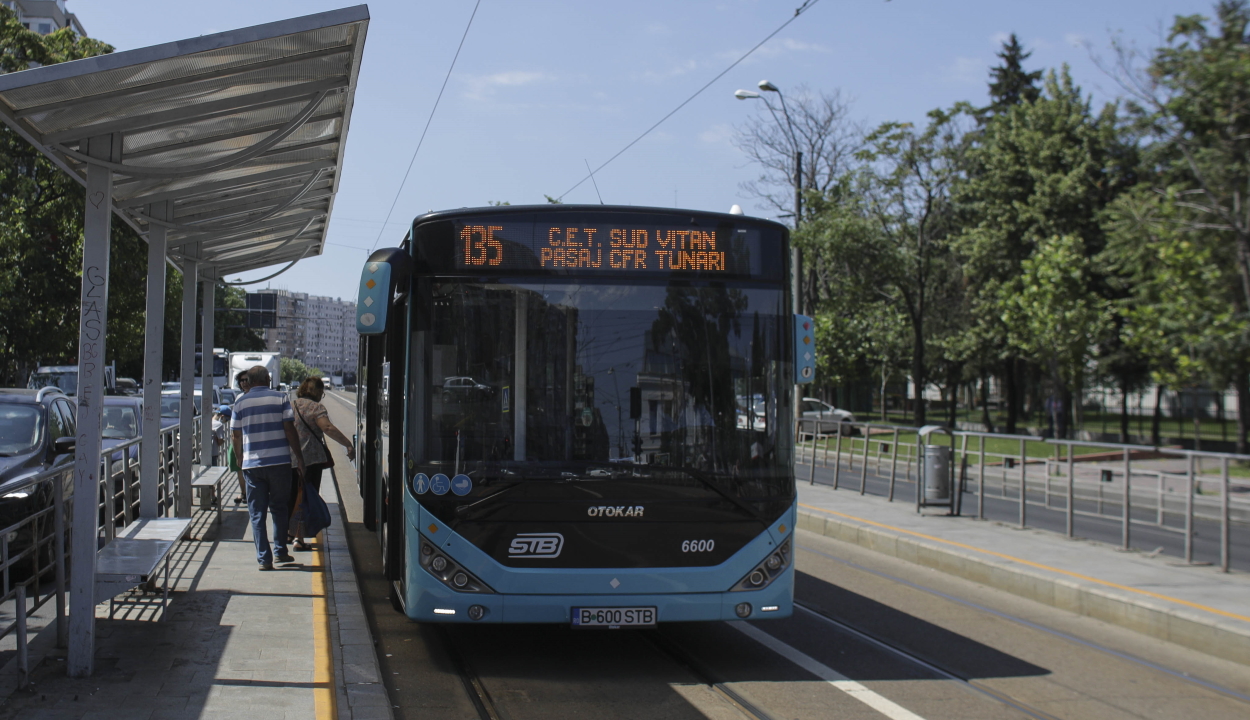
xmin=0 ymin=469 xmax=390 ymax=720
xmin=796 ymin=476 xmax=1250 ymax=667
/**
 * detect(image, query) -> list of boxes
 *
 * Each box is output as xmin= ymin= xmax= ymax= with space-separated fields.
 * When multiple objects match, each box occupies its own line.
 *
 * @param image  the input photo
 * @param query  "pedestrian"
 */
xmin=211 ymin=405 xmax=230 ymax=466
xmin=231 ymin=370 xmax=251 ymax=505
xmin=231 ymin=365 xmax=306 ymax=570
xmin=290 ymin=376 xmax=355 ymax=550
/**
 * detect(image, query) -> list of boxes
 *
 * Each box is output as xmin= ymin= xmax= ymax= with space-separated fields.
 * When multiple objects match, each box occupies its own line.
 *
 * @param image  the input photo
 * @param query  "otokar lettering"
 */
xmin=586 ymin=505 xmax=644 ymax=518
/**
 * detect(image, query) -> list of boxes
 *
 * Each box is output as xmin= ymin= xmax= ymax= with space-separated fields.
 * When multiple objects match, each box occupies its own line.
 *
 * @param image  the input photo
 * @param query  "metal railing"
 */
xmin=796 ymin=419 xmax=1249 ymax=573
xmin=0 ymin=418 xmax=201 ymax=689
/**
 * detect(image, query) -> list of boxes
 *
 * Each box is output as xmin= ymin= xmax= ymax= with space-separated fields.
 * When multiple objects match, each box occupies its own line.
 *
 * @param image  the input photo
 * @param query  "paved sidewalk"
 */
xmin=795 ymin=470 xmax=1250 ymax=667
xmin=0 ymin=470 xmax=389 ymax=720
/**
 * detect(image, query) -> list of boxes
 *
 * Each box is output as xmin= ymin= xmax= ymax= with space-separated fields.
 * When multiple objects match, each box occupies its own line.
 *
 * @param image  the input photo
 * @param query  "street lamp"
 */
xmin=737 ymin=79 xmax=805 ymax=427
xmin=735 ymin=79 xmax=803 ymax=312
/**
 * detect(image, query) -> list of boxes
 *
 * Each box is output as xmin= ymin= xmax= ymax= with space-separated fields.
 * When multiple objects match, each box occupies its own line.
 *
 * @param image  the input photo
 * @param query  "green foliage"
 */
xmin=0 ymin=9 xmax=266 ymax=387
xmin=1101 ymin=188 xmax=1249 ymax=388
xmin=727 ymin=1 xmax=1249 ymax=445
xmin=216 ymin=285 xmax=267 ymax=354
xmin=847 ymin=107 xmax=971 ymax=424
xmin=1001 ymin=234 xmax=1109 ymax=392
xmin=280 ymin=356 xmax=323 ymax=386
xmin=0 ymin=8 xmax=122 ymax=384
xmin=1134 ymin=1 xmax=1250 ymax=311
xmin=986 ymin=33 xmax=1043 ymax=116
xmin=951 ymin=67 xmax=1135 ymax=431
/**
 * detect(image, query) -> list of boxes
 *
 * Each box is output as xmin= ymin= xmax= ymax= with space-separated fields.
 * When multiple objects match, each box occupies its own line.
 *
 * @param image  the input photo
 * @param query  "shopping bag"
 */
xmin=292 ymin=481 xmax=332 ymax=538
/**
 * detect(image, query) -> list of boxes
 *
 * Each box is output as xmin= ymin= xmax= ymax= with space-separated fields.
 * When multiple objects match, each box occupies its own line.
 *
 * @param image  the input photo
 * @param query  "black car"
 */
xmin=0 ymin=388 xmax=77 ymax=574
xmin=0 ymin=387 xmax=77 ymax=486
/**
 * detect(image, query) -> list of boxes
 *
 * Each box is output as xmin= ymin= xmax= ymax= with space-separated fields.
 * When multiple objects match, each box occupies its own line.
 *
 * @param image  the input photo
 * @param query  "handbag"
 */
xmin=294 ymin=400 xmax=334 ymax=469
xmin=290 ymin=479 xmax=332 ymax=538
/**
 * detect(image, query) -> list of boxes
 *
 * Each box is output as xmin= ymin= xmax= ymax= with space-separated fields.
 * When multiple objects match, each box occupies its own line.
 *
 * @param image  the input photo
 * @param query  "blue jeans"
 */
xmin=243 ymin=463 xmax=291 ymax=565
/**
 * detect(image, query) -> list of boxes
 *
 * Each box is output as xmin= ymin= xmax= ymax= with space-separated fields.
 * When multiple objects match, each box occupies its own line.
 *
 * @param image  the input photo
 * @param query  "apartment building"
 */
xmin=2 ymin=0 xmax=87 ymax=35
xmin=254 ymin=289 xmax=359 ymax=376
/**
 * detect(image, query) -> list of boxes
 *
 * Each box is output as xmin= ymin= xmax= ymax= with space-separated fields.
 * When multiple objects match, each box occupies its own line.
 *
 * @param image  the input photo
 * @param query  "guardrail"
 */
xmin=795 ymin=419 xmax=1249 ymax=572
xmin=0 ymin=418 xmax=201 ymax=689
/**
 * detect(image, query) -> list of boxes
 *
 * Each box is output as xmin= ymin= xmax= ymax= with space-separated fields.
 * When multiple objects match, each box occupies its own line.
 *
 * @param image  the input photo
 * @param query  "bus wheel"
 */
xmin=388 ymin=580 xmax=404 ymax=613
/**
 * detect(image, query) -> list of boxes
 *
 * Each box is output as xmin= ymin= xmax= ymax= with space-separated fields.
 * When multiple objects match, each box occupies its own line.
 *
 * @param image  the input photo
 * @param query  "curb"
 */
xmin=324 ymin=470 xmax=395 ymax=720
xmin=796 ymin=509 xmax=1250 ymax=667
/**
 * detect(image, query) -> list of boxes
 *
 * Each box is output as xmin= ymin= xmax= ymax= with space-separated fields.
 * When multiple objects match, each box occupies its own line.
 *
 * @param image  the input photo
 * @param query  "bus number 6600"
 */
xmin=681 ymin=539 xmax=715 ymax=552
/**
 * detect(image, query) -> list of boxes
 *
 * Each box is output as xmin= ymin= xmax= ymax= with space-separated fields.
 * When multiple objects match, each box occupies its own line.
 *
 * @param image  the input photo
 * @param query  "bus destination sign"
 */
xmin=453 ymin=220 xmax=760 ymax=276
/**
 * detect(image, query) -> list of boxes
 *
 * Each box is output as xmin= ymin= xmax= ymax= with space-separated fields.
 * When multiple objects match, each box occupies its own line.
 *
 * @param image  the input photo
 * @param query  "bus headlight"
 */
xmin=418 ymin=540 xmax=494 ymax=594
xmin=730 ymin=541 xmax=790 ymax=592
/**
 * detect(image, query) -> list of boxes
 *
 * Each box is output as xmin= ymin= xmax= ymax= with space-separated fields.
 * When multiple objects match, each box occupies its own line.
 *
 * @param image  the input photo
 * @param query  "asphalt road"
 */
xmin=321 ymin=390 xmax=1250 ymax=720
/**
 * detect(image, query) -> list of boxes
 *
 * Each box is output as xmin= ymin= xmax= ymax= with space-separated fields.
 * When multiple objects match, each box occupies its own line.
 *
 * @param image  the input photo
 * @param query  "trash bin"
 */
xmin=916 ymin=424 xmax=957 ymax=514
xmin=923 ymin=444 xmax=951 ymax=502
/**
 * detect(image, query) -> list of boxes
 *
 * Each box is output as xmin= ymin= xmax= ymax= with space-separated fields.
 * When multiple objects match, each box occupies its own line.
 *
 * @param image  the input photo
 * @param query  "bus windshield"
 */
xmin=28 ymin=370 xmax=77 ymax=395
xmin=421 ymin=281 xmax=789 ymax=478
xmin=195 ymin=354 xmax=228 ymax=378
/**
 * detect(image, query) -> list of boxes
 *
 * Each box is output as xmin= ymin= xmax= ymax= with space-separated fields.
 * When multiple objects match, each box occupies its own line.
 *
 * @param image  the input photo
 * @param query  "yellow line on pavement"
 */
xmin=312 ymin=536 xmax=337 ymax=719
xmin=798 ymin=502 xmax=1250 ymax=624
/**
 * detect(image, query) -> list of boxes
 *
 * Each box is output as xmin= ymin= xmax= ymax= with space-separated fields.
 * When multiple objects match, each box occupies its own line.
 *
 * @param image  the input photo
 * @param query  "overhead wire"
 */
xmin=369 ymin=0 xmax=482 ymax=253
xmin=556 ymin=0 xmax=822 ymax=202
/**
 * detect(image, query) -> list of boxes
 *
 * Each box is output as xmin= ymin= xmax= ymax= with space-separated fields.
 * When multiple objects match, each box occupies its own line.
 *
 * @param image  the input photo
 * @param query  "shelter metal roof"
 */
xmin=0 ymin=5 xmax=369 ymax=277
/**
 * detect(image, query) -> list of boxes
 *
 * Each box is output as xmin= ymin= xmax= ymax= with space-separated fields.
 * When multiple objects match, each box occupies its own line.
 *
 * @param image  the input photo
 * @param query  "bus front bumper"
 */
xmin=406 ymin=569 xmax=794 ymax=624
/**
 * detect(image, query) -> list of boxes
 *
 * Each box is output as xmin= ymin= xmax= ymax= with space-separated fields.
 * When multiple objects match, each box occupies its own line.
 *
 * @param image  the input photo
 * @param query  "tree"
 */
xmin=1102 ymin=187 xmax=1250 ymax=449
xmin=986 ymin=34 xmax=1043 ymax=117
xmin=280 ymin=357 xmax=323 ymax=386
xmin=733 ymin=87 xmax=864 ymax=221
xmin=1107 ymin=0 xmax=1250 ymax=450
xmin=215 ymin=285 xmax=267 ymax=354
xmin=806 ymin=108 xmax=970 ymax=426
xmin=954 ymin=68 xmax=1134 ymax=433
xmin=1001 ymin=234 xmax=1110 ymax=437
xmin=0 ymin=8 xmax=122 ymax=385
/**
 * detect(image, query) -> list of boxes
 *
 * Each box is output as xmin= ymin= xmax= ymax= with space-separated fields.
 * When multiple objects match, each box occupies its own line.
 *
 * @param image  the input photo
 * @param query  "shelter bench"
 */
xmin=192 ymin=465 xmax=229 ymax=515
xmin=95 ymin=517 xmax=192 ymax=620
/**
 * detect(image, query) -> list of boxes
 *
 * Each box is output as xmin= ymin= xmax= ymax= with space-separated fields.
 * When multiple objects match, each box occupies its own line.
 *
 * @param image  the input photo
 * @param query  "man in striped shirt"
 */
xmin=231 ymin=366 xmax=306 ymax=570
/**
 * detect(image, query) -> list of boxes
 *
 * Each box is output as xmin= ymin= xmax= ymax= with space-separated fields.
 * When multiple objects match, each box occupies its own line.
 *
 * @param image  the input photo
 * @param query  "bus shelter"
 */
xmin=0 ymin=5 xmax=369 ymax=676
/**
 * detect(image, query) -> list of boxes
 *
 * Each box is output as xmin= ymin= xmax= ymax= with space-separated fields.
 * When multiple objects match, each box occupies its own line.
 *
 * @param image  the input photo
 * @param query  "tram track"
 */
xmin=791 ymin=600 xmax=1061 ymax=720
xmin=438 ymin=625 xmax=505 ymax=720
xmin=640 ymin=629 xmax=779 ymax=720
xmin=795 ymin=542 xmax=1250 ymax=713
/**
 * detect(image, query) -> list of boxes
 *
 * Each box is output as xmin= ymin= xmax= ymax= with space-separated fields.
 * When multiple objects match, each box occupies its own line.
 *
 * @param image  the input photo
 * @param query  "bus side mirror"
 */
xmin=357 ymin=248 xmax=411 ymax=335
xmin=795 ymin=314 xmax=816 ymax=384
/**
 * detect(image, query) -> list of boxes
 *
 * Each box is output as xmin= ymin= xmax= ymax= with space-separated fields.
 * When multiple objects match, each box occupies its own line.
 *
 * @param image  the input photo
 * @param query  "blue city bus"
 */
xmin=354 ymin=205 xmax=800 ymax=627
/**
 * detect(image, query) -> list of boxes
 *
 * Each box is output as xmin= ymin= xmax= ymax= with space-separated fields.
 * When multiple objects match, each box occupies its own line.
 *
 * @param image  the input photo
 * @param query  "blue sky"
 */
xmin=75 ymin=0 xmax=1213 ymax=302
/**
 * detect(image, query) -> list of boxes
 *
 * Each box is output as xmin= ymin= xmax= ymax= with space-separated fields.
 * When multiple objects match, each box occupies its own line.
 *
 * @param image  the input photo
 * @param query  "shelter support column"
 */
xmin=140 ymin=202 xmax=169 ymax=518
xmin=200 ymin=276 xmax=216 ymax=465
xmin=178 ymin=259 xmax=198 ymax=518
xmin=69 ymin=133 xmax=120 ymax=678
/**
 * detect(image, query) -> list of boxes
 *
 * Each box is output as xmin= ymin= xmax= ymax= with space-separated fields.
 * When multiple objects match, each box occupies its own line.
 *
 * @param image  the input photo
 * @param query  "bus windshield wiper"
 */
xmin=648 ymin=466 xmax=770 ymax=528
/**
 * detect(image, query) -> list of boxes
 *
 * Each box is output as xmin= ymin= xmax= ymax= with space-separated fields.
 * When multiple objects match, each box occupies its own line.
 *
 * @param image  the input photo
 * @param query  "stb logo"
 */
xmin=508 ymin=532 xmax=564 ymax=559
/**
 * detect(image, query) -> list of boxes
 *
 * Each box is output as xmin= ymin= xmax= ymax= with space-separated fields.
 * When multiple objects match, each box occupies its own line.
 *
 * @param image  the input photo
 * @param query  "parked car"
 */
xmin=101 ymin=395 xmax=143 ymax=463
xmin=27 ymin=364 xmax=116 ymax=396
xmin=115 ymin=377 xmax=139 ymax=395
xmin=219 ymin=388 xmax=238 ymax=406
xmin=800 ymin=397 xmax=856 ymax=434
xmin=0 ymin=388 xmax=76 ymax=570
xmin=158 ymin=392 xmax=201 ymax=431
xmin=442 ymin=376 xmax=493 ymax=402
